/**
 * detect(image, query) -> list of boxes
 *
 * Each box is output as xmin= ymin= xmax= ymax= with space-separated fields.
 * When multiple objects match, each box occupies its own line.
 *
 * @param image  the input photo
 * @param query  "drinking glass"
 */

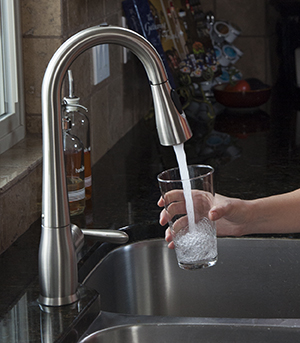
xmin=158 ymin=165 xmax=217 ymax=270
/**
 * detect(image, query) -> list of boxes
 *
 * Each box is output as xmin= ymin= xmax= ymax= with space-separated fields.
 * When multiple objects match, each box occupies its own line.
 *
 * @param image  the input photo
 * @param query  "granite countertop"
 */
xmin=1 ymin=84 xmax=300 ymax=342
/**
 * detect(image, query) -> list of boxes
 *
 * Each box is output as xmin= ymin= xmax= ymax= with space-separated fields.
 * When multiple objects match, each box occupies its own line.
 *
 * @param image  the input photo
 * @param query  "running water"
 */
xmin=173 ymin=143 xmax=218 ymax=268
xmin=173 ymin=143 xmax=196 ymax=231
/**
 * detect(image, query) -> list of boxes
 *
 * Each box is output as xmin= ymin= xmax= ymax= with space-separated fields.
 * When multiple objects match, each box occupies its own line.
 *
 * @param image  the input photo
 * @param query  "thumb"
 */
xmin=209 ymin=202 xmax=230 ymax=221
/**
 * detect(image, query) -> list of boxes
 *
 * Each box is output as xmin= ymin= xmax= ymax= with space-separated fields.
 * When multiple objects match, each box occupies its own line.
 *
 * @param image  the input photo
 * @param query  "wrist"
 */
xmin=242 ymin=197 xmax=271 ymax=235
xmin=240 ymin=199 xmax=258 ymax=235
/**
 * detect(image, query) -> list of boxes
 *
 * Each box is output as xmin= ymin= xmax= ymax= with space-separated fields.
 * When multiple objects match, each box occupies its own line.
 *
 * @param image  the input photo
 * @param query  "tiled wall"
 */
xmin=21 ymin=0 xmax=278 ymax=156
xmin=201 ymin=0 xmax=279 ymax=84
xmin=22 ymin=0 xmax=152 ymax=164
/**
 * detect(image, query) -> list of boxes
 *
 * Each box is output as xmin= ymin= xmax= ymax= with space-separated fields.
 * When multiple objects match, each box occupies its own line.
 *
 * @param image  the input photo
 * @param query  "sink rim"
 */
xmin=80 ymin=222 xmax=300 ymax=286
xmin=82 ymin=226 xmax=300 ymax=286
xmin=79 ymin=311 xmax=300 ymax=342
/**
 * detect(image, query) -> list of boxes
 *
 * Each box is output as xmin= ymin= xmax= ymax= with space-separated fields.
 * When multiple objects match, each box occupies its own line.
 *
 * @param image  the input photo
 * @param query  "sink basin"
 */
xmin=84 ymin=232 xmax=300 ymax=319
xmin=80 ymin=321 xmax=300 ymax=343
xmin=77 ymin=226 xmax=300 ymax=342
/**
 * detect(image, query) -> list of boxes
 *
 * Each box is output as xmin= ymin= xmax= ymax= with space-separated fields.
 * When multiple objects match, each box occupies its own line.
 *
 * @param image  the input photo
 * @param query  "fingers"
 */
xmin=172 ymin=215 xmax=188 ymax=234
xmin=159 ymin=202 xmax=187 ymax=228
xmin=157 ymin=196 xmax=164 ymax=208
xmin=159 ymin=208 xmax=169 ymax=226
xmin=168 ymin=241 xmax=175 ymax=249
xmin=164 ymin=217 xmax=188 ymax=249
xmin=165 ymin=227 xmax=175 ymax=249
xmin=159 ymin=190 xmax=214 ymax=250
xmin=166 ymin=200 xmax=187 ymax=219
xmin=165 ymin=227 xmax=172 ymax=242
xmin=209 ymin=206 xmax=220 ymax=221
xmin=157 ymin=191 xmax=185 ymax=208
xmin=158 ymin=191 xmax=187 ymax=226
xmin=159 ymin=206 xmax=175 ymax=249
xmin=163 ymin=189 xmax=186 ymax=206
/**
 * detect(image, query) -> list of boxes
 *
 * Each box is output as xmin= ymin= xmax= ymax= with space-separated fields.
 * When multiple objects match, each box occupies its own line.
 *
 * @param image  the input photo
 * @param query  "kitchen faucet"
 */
xmin=39 ymin=25 xmax=192 ymax=307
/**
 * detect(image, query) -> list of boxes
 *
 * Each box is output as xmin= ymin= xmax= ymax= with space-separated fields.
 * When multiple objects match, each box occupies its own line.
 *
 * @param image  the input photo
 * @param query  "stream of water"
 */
xmin=173 ymin=143 xmax=195 ymax=231
xmin=172 ymin=143 xmax=217 ymax=267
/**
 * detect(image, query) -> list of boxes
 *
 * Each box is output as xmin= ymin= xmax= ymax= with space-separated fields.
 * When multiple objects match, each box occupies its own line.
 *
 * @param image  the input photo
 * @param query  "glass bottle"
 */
xmin=62 ymin=70 xmax=92 ymax=200
xmin=63 ymin=117 xmax=86 ymax=216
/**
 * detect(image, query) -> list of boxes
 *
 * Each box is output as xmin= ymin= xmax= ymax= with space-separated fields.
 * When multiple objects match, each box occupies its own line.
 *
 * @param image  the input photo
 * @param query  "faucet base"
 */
xmin=39 ymin=290 xmax=79 ymax=307
xmin=39 ymin=224 xmax=79 ymax=307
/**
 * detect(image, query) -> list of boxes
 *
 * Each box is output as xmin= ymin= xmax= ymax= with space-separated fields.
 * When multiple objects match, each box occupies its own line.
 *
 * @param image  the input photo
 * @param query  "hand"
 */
xmin=158 ymin=193 xmax=250 ymax=249
xmin=161 ymin=188 xmax=213 ymax=226
xmin=208 ymin=194 xmax=251 ymax=236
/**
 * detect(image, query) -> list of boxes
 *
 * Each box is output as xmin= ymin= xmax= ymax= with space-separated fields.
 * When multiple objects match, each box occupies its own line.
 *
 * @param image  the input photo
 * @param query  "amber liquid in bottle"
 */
xmin=84 ymin=148 xmax=92 ymax=200
xmin=65 ymin=149 xmax=86 ymax=216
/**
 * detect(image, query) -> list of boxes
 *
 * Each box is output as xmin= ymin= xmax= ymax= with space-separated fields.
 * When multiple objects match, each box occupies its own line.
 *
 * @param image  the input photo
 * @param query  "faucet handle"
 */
xmin=81 ymin=228 xmax=129 ymax=244
xmin=71 ymin=224 xmax=129 ymax=254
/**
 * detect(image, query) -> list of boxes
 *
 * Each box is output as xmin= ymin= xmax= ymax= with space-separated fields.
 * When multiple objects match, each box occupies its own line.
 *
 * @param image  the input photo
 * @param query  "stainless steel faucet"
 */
xmin=39 ymin=25 xmax=192 ymax=307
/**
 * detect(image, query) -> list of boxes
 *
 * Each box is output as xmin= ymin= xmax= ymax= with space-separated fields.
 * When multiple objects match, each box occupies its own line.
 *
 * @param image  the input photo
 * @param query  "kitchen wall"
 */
xmin=22 ymin=0 xmax=279 ymax=150
xmin=22 ymin=0 xmax=152 ymax=164
xmin=201 ymin=0 xmax=279 ymax=85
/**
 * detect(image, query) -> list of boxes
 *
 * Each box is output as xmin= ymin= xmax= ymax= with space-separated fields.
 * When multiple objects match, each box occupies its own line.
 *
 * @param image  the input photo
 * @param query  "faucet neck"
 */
xmin=40 ymin=25 xmax=191 ymax=307
xmin=41 ymin=25 xmax=171 ymax=230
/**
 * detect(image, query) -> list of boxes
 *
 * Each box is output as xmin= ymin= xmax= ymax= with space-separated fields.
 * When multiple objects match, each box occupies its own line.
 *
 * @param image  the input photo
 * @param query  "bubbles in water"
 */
xmin=173 ymin=217 xmax=217 ymax=264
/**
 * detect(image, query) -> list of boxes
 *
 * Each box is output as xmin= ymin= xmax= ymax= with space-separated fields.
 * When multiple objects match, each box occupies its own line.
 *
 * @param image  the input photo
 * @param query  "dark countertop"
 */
xmin=1 ymin=84 xmax=300 ymax=342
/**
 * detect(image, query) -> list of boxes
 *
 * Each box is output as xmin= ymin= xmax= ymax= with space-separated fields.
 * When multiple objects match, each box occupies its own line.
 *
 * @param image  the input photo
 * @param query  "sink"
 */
xmin=77 ymin=225 xmax=300 ymax=342
xmin=80 ymin=320 xmax=300 ymax=343
xmin=83 ymin=227 xmax=300 ymax=319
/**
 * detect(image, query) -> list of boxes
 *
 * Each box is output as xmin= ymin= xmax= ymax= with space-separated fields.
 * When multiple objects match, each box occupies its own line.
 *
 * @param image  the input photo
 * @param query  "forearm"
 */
xmin=245 ymin=189 xmax=300 ymax=235
xmin=160 ymin=189 xmax=300 ymax=239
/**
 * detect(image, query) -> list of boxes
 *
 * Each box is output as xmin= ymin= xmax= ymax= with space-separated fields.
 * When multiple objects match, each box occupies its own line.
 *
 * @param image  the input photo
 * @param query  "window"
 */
xmin=0 ymin=0 xmax=25 ymax=154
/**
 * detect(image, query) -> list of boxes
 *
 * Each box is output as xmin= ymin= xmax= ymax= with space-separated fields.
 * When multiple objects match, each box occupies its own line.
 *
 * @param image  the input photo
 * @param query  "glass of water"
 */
xmin=157 ymin=165 xmax=217 ymax=270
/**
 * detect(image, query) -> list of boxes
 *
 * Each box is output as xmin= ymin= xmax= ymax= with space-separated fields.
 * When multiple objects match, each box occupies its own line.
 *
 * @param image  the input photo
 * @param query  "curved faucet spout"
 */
xmin=39 ymin=25 xmax=192 ymax=306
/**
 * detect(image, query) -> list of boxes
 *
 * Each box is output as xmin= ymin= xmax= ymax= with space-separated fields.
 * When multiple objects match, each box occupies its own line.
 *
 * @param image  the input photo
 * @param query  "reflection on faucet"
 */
xmin=39 ymin=25 xmax=192 ymax=307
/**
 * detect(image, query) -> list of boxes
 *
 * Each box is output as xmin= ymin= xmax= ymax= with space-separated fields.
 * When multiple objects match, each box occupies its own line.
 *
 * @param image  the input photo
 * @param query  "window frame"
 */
xmin=0 ymin=0 xmax=25 ymax=155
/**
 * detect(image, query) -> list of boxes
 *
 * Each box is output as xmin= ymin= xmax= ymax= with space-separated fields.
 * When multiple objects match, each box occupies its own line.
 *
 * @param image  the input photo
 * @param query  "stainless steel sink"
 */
xmin=77 ymin=226 xmax=300 ymax=343
xmin=84 ymin=235 xmax=300 ymax=319
xmin=80 ymin=318 xmax=300 ymax=343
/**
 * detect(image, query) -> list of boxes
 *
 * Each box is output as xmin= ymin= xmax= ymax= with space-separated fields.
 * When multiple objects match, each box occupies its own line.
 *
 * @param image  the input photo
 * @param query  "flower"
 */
xmin=192 ymin=42 xmax=204 ymax=55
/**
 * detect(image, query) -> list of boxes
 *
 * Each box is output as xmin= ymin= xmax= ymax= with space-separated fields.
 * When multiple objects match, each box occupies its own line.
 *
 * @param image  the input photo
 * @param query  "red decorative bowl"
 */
xmin=212 ymin=83 xmax=271 ymax=108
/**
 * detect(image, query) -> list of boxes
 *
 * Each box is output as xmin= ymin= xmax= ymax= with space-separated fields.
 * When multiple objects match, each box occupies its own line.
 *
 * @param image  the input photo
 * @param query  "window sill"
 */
xmin=0 ymin=134 xmax=42 ymax=193
xmin=0 ymin=134 xmax=42 ymax=254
